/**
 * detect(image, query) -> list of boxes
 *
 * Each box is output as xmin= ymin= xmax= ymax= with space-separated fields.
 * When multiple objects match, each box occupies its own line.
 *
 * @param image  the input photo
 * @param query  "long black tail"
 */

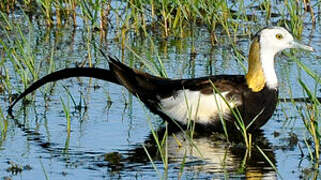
xmin=8 ymin=67 xmax=119 ymax=115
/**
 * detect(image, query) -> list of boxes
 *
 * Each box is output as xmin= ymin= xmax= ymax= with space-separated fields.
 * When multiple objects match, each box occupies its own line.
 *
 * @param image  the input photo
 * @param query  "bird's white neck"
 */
xmin=259 ymin=48 xmax=278 ymax=89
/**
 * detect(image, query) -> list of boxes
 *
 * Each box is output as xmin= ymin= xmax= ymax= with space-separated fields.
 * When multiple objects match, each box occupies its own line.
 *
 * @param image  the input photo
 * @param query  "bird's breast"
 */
xmin=158 ymin=89 xmax=241 ymax=125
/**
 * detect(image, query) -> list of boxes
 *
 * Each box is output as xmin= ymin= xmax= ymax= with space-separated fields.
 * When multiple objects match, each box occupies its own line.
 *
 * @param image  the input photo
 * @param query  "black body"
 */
xmin=8 ymin=56 xmax=278 ymax=132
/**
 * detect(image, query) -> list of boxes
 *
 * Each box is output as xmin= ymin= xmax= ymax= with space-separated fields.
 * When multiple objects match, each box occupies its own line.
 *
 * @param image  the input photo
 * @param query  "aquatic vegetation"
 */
xmin=0 ymin=107 xmax=8 ymax=144
xmin=0 ymin=0 xmax=320 ymax=179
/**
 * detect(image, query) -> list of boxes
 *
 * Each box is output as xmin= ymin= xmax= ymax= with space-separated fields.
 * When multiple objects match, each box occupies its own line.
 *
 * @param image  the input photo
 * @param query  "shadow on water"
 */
xmin=126 ymin=127 xmax=277 ymax=179
xmin=9 ymin=111 xmax=276 ymax=179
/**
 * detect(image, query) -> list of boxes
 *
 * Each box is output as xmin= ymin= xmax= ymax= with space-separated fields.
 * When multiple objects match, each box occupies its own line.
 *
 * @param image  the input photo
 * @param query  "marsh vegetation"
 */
xmin=0 ymin=0 xmax=320 ymax=179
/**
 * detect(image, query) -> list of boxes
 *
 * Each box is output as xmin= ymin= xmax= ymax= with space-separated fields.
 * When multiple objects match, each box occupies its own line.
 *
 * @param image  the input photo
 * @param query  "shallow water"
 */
xmin=0 ymin=1 xmax=321 ymax=179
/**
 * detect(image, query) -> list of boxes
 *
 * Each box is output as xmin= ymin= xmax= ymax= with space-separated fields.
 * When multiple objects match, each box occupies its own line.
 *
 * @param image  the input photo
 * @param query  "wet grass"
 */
xmin=284 ymin=53 xmax=321 ymax=163
xmin=0 ymin=107 xmax=7 ymax=149
xmin=0 ymin=0 xmax=314 ymax=40
xmin=0 ymin=0 xmax=320 ymax=179
xmin=298 ymin=79 xmax=320 ymax=162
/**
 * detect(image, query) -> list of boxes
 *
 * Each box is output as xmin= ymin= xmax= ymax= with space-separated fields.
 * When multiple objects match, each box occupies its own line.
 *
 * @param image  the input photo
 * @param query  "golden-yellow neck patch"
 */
xmin=245 ymin=37 xmax=266 ymax=92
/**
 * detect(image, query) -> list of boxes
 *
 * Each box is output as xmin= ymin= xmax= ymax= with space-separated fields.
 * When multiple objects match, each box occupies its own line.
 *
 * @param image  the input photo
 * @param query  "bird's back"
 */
xmin=108 ymin=58 xmax=278 ymax=132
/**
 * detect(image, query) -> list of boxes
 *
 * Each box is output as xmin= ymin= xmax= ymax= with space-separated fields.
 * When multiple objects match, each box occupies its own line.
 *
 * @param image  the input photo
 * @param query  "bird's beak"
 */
xmin=291 ymin=41 xmax=314 ymax=52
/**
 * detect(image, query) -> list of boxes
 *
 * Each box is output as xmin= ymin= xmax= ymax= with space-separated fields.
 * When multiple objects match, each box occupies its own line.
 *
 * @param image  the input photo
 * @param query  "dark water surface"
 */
xmin=0 ymin=1 xmax=321 ymax=179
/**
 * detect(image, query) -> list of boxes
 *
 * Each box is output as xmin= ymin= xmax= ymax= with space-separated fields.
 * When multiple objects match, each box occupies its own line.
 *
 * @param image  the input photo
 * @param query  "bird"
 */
xmin=8 ymin=26 xmax=313 ymax=132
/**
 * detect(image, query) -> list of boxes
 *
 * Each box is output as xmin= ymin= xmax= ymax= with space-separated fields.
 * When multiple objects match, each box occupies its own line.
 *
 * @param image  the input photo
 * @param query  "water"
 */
xmin=0 ymin=2 xmax=321 ymax=179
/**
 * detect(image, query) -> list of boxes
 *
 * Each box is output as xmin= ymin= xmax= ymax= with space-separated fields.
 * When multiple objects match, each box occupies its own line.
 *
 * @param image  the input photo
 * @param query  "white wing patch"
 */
xmin=158 ymin=90 xmax=240 ymax=125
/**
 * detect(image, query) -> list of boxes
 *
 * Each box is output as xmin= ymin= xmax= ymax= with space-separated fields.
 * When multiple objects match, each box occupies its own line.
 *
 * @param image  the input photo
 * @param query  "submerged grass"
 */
xmin=0 ymin=107 xmax=8 ymax=144
xmin=142 ymin=104 xmax=168 ymax=179
xmin=39 ymin=159 xmax=49 ymax=180
xmin=289 ymin=55 xmax=321 ymax=162
xmin=60 ymin=97 xmax=71 ymax=135
xmin=256 ymin=145 xmax=282 ymax=179
xmin=298 ymin=79 xmax=320 ymax=161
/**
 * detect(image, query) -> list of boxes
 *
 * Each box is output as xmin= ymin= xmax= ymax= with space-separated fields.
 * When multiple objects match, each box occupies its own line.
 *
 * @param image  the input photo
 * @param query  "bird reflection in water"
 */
xmin=121 ymin=125 xmax=276 ymax=179
xmin=10 ymin=111 xmax=276 ymax=179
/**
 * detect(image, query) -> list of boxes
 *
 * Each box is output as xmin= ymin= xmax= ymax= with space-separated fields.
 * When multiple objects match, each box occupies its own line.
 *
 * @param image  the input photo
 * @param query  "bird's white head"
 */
xmin=258 ymin=26 xmax=314 ymax=55
xmin=246 ymin=27 xmax=313 ymax=92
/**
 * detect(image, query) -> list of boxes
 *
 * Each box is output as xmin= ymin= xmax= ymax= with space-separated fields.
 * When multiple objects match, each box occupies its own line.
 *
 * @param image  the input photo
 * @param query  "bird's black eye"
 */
xmin=275 ymin=33 xmax=283 ymax=40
